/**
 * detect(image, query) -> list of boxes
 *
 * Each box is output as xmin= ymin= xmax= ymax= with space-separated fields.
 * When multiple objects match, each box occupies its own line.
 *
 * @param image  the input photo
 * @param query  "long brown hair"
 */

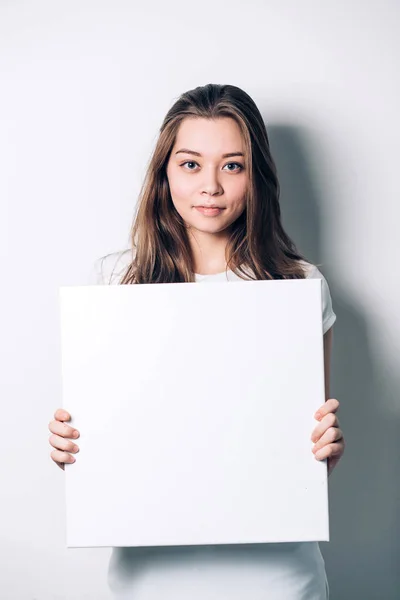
xmin=119 ymin=83 xmax=309 ymax=285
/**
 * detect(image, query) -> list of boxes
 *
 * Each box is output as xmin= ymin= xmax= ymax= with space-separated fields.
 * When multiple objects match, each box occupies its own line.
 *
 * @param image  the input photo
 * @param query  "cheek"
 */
xmin=168 ymin=172 xmax=195 ymax=206
xmin=229 ymin=183 xmax=248 ymax=212
xmin=172 ymin=183 xmax=192 ymax=205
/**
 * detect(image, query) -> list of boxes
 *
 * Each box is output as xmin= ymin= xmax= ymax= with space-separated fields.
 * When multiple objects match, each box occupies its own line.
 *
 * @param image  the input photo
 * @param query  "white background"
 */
xmin=1 ymin=1 xmax=399 ymax=598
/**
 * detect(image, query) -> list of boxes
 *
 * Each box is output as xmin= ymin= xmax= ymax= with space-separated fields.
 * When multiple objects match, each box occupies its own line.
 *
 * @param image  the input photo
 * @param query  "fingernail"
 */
xmin=72 ymin=431 xmax=79 ymax=438
xmin=315 ymin=412 xmax=321 ymax=420
xmin=72 ymin=445 xmax=79 ymax=453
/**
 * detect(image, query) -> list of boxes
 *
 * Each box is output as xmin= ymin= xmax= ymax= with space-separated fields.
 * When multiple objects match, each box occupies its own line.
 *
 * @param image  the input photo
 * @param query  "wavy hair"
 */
xmin=119 ymin=83 xmax=309 ymax=284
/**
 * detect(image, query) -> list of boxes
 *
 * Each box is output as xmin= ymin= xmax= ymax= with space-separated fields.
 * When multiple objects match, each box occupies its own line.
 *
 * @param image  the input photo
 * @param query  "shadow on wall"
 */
xmin=268 ymin=123 xmax=400 ymax=600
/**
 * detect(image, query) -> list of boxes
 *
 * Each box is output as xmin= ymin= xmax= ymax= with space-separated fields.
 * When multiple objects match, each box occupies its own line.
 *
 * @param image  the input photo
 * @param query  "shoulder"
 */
xmin=90 ymin=248 xmax=133 ymax=285
xmin=297 ymin=259 xmax=330 ymax=285
xmin=297 ymin=260 xmax=337 ymax=334
xmin=297 ymin=259 xmax=321 ymax=280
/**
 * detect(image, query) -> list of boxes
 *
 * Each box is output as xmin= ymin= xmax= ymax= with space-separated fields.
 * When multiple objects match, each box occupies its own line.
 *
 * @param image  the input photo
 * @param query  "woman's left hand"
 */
xmin=311 ymin=398 xmax=345 ymax=476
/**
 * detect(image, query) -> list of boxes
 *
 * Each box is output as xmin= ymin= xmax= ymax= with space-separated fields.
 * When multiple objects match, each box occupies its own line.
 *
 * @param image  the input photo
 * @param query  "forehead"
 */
xmin=173 ymin=117 xmax=245 ymax=156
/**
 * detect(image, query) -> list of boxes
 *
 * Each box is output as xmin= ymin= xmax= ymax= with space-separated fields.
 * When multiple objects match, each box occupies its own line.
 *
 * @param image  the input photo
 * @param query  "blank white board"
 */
xmin=59 ymin=279 xmax=329 ymax=548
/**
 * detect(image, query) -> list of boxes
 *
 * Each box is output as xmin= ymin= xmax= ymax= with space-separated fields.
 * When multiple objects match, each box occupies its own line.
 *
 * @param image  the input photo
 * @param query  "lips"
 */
xmin=194 ymin=206 xmax=225 ymax=216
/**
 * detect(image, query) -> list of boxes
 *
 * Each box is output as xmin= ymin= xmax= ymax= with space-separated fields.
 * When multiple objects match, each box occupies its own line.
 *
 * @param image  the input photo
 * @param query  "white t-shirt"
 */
xmin=89 ymin=249 xmax=336 ymax=600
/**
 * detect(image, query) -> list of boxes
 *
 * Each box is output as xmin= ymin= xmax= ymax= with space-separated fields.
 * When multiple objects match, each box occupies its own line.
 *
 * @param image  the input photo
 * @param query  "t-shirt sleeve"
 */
xmin=309 ymin=265 xmax=337 ymax=334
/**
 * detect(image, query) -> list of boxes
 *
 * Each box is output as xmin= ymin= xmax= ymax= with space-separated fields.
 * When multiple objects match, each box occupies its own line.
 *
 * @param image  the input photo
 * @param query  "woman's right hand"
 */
xmin=48 ymin=409 xmax=80 ymax=470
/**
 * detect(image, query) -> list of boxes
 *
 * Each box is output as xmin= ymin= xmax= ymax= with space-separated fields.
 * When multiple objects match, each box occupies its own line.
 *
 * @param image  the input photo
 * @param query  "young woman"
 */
xmin=49 ymin=83 xmax=345 ymax=599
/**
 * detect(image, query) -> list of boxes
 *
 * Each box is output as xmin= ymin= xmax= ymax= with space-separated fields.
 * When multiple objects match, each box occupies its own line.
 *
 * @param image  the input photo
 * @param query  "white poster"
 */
xmin=59 ymin=279 xmax=328 ymax=548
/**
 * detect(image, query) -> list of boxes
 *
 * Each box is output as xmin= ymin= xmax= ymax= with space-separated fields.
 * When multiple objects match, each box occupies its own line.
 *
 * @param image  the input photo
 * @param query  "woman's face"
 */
xmin=166 ymin=117 xmax=249 ymax=235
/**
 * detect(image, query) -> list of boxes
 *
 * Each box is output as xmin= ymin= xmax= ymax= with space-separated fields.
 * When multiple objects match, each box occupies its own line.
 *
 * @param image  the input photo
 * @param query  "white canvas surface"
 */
xmin=58 ymin=279 xmax=329 ymax=548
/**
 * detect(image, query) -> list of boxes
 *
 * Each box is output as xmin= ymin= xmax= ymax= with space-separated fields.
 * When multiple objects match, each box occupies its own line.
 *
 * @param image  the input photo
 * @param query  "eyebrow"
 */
xmin=175 ymin=148 xmax=244 ymax=158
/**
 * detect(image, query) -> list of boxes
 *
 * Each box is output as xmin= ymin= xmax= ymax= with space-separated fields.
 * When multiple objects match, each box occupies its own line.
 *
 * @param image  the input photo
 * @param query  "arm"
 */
xmin=311 ymin=325 xmax=345 ymax=476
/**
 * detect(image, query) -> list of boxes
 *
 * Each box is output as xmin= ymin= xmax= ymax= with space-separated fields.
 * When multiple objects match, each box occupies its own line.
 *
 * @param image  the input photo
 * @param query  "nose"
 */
xmin=201 ymin=166 xmax=223 ymax=197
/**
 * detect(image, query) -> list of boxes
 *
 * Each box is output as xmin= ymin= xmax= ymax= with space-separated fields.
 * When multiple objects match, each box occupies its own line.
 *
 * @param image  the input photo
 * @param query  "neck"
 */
xmin=188 ymin=228 xmax=229 ymax=275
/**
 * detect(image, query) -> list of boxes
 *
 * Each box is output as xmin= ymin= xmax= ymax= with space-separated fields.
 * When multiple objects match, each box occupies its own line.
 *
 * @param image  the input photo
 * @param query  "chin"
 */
xmin=189 ymin=221 xmax=231 ymax=234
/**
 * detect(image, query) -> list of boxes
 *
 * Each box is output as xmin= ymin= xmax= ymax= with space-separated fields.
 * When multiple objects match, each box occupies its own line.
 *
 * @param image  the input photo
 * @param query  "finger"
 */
xmin=49 ymin=433 xmax=79 ymax=453
xmin=314 ymin=441 xmax=345 ymax=461
xmin=50 ymin=449 xmax=76 ymax=464
xmin=54 ymin=408 xmax=71 ymax=421
xmin=48 ymin=419 xmax=80 ymax=439
xmin=314 ymin=398 xmax=340 ymax=421
xmin=311 ymin=412 xmax=339 ymax=442
xmin=312 ymin=428 xmax=343 ymax=453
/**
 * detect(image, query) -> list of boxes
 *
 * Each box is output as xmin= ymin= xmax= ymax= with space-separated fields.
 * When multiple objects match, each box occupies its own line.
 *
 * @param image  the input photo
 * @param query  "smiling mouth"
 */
xmin=194 ymin=206 xmax=225 ymax=216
